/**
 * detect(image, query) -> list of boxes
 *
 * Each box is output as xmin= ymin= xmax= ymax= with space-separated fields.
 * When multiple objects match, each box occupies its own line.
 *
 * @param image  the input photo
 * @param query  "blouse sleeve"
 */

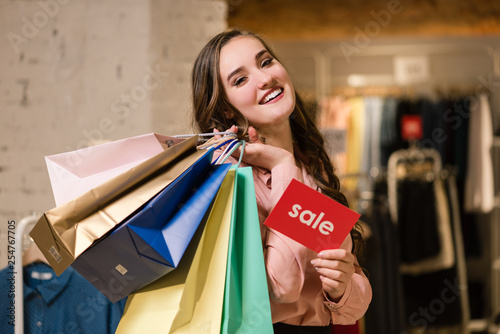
xmin=261 ymin=163 xmax=309 ymax=303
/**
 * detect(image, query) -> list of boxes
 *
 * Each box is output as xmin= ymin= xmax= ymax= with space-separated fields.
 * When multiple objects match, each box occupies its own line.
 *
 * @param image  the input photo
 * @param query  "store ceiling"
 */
xmin=227 ymin=0 xmax=500 ymax=41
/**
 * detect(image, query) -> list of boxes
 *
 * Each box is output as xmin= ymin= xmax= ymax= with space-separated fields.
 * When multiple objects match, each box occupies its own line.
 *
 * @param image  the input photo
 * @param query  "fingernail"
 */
xmin=318 ymin=252 xmax=324 ymax=258
xmin=311 ymin=260 xmax=317 ymax=266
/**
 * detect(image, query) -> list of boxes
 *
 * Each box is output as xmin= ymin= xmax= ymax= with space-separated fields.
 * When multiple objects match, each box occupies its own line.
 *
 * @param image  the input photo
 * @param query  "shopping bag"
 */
xmin=221 ymin=166 xmax=274 ymax=333
xmin=116 ymin=168 xmax=236 ymax=334
xmin=71 ymin=153 xmax=231 ymax=302
xmin=30 ymin=136 xmax=206 ymax=275
xmin=45 ymin=133 xmax=184 ymax=206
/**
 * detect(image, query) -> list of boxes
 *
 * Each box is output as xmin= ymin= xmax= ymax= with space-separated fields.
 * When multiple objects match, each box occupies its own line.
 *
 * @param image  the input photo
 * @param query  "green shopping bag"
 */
xmin=221 ymin=166 xmax=274 ymax=334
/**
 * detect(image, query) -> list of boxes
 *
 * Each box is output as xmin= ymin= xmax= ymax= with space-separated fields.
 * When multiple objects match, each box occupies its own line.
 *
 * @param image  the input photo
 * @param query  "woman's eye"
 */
xmin=233 ymin=76 xmax=246 ymax=86
xmin=261 ymin=57 xmax=274 ymax=67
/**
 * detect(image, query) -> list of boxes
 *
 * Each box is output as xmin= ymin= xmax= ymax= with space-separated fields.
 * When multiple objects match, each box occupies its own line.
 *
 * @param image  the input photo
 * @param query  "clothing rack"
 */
xmin=387 ymin=145 xmax=471 ymax=333
xmin=14 ymin=214 xmax=39 ymax=334
xmin=327 ymin=83 xmax=481 ymax=101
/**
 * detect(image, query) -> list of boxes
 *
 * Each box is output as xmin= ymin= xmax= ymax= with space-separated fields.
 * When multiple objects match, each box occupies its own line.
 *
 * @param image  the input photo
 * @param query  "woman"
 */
xmin=191 ymin=29 xmax=372 ymax=333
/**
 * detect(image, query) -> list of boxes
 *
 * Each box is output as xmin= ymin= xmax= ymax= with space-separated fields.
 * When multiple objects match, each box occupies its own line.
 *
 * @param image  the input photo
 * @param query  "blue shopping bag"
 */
xmin=72 ymin=148 xmax=231 ymax=302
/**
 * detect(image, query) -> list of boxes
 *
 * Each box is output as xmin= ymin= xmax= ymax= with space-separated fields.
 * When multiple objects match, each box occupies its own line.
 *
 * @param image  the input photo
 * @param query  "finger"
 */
xmin=213 ymin=128 xmax=222 ymax=140
xmin=316 ymin=267 xmax=350 ymax=283
xmin=313 ymin=259 xmax=344 ymax=271
xmin=311 ymin=260 xmax=353 ymax=273
xmin=318 ymin=249 xmax=354 ymax=262
xmin=319 ymin=275 xmax=343 ymax=291
xmin=315 ymin=262 xmax=355 ymax=277
xmin=248 ymin=126 xmax=259 ymax=142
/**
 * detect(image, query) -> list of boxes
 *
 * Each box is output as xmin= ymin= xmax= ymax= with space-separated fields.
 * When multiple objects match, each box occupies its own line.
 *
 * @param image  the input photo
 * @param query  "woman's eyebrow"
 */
xmin=255 ymin=49 xmax=268 ymax=60
xmin=226 ymin=49 xmax=269 ymax=82
xmin=227 ymin=66 xmax=243 ymax=82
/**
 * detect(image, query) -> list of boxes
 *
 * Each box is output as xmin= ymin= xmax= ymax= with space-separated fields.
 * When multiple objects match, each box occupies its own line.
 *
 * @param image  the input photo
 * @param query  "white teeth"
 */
xmin=263 ymin=88 xmax=282 ymax=104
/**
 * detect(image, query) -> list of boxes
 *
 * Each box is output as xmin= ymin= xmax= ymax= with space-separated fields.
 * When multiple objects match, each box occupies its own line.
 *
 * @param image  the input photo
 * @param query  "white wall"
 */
xmin=0 ymin=0 xmax=227 ymax=268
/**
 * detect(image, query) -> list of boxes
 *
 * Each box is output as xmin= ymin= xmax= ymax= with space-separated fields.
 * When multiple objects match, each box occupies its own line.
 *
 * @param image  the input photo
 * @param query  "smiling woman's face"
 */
xmin=219 ymin=36 xmax=296 ymax=130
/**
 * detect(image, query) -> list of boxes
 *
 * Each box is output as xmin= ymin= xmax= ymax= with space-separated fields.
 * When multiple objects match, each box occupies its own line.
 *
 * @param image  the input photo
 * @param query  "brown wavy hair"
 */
xmin=191 ymin=28 xmax=365 ymax=260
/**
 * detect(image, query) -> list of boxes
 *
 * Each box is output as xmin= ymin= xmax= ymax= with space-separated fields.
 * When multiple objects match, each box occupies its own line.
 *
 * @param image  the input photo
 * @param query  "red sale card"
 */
xmin=264 ymin=179 xmax=360 ymax=253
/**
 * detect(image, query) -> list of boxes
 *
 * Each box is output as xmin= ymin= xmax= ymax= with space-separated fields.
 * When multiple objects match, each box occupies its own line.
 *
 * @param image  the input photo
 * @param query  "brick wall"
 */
xmin=0 ymin=0 xmax=227 ymax=268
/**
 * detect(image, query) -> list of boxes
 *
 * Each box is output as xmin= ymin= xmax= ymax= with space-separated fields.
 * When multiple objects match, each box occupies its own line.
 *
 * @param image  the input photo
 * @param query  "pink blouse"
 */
xmin=222 ymin=154 xmax=372 ymax=326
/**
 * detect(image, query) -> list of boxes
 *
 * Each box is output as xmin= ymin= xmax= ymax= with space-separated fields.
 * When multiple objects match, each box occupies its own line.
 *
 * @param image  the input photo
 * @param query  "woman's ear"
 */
xmin=224 ymin=110 xmax=234 ymax=119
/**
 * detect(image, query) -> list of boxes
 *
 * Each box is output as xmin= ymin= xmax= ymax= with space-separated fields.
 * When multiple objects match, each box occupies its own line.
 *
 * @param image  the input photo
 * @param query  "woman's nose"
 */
xmin=257 ymin=71 xmax=274 ymax=89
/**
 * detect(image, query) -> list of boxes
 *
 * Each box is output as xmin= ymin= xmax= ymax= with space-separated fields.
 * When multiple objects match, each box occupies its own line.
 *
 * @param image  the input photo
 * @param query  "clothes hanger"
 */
xmin=387 ymin=142 xmax=442 ymax=224
xmin=22 ymin=242 xmax=50 ymax=266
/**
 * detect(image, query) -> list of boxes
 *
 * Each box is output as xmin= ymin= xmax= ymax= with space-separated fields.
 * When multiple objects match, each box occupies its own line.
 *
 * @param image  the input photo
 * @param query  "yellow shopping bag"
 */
xmin=116 ymin=169 xmax=235 ymax=334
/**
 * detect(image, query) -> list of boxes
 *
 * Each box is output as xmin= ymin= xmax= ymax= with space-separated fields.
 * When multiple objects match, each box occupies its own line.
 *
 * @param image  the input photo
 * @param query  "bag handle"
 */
xmin=197 ymin=135 xmax=236 ymax=150
xmin=173 ymin=131 xmax=246 ymax=168
xmin=216 ymin=140 xmax=245 ymax=168
xmin=173 ymin=131 xmax=237 ymax=142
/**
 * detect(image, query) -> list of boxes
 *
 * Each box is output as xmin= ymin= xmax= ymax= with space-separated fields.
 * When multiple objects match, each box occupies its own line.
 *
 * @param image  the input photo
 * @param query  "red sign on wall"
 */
xmin=264 ymin=179 xmax=360 ymax=253
xmin=401 ymin=115 xmax=423 ymax=140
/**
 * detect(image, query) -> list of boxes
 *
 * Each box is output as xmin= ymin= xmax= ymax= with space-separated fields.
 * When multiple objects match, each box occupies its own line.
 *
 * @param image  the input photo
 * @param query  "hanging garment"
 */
xmin=443 ymin=98 xmax=482 ymax=258
xmin=0 ymin=263 xmax=125 ymax=334
xmin=401 ymin=172 xmax=464 ymax=329
xmin=379 ymin=97 xmax=399 ymax=166
xmin=441 ymin=98 xmax=458 ymax=167
xmin=396 ymin=178 xmax=441 ymax=263
xmin=421 ymin=98 xmax=446 ymax=161
xmin=344 ymin=96 xmax=365 ymax=195
xmin=318 ymin=95 xmax=352 ymax=178
xmin=464 ymin=93 xmax=495 ymax=213
xmin=445 ymin=169 xmax=473 ymax=327
xmin=451 ymin=98 xmax=471 ymax=180
xmin=399 ymin=177 xmax=455 ymax=275
xmin=402 ymin=267 xmax=463 ymax=328
xmin=362 ymin=178 xmax=406 ymax=334
xmin=322 ymin=128 xmax=347 ymax=169
xmin=367 ymin=97 xmax=383 ymax=175
xmin=317 ymin=95 xmax=351 ymax=129
xmin=359 ymin=96 xmax=383 ymax=196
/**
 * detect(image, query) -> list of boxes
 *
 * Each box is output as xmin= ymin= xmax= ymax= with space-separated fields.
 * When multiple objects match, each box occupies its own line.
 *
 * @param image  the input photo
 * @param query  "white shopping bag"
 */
xmin=45 ymin=133 xmax=182 ymax=206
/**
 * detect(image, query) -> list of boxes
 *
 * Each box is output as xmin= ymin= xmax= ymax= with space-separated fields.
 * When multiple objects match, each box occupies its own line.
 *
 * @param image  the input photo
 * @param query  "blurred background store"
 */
xmin=1 ymin=0 xmax=499 ymax=333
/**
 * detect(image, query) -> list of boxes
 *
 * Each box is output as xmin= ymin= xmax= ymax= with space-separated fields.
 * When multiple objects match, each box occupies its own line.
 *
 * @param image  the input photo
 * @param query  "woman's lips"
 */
xmin=260 ymin=87 xmax=284 ymax=104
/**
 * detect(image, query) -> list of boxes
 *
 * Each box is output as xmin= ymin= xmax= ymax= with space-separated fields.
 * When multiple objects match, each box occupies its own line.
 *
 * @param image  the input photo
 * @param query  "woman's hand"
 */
xmin=311 ymin=249 xmax=356 ymax=302
xmin=213 ymin=125 xmax=295 ymax=171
